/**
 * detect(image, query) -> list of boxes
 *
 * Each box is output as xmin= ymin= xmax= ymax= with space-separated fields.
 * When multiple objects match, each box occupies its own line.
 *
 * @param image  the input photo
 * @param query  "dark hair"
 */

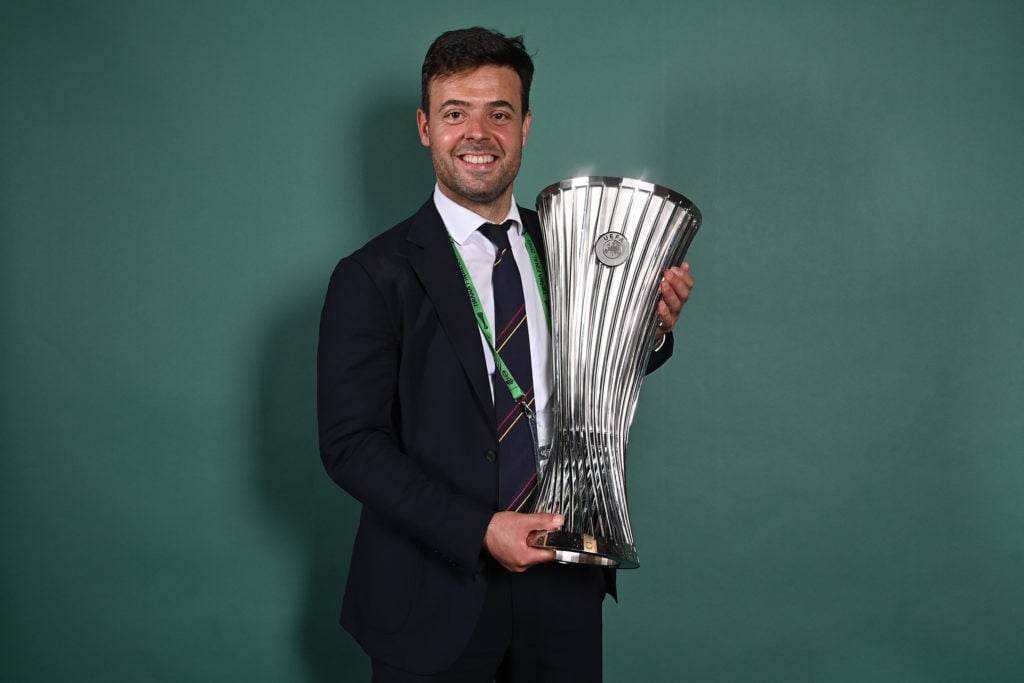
xmin=421 ymin=27 xmax=535 ymax=114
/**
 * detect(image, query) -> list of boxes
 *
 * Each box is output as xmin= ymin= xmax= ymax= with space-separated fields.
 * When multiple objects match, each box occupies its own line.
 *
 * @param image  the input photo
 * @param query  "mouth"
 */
xmin=458 ymin=153 xmax=498 ymax=166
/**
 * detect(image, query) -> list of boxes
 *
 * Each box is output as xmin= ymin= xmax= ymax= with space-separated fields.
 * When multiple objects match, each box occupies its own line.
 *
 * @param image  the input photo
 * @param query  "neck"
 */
xmin=437 ymin=185 xmax=514 ymax=224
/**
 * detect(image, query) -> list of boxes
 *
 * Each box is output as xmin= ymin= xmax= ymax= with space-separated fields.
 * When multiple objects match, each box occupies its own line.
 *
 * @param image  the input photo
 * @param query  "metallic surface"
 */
xmin=530 ymin=176 xmax=701 ymax=569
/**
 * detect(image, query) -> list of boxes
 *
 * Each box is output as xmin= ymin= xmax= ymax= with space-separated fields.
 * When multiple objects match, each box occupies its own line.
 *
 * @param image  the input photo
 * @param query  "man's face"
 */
xmin=417 ymin=65 xmax=531 ymax=222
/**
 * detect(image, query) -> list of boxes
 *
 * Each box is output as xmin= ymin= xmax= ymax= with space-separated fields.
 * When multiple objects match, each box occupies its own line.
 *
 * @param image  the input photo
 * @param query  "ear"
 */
xmin=521 ymin=111 xmax=532 ymax=147
xmin=417 ymin=109 xmax=430 ymax=147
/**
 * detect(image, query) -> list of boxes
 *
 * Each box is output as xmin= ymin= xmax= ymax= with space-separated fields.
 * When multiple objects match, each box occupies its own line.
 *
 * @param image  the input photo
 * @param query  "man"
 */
xmin=317 ymin=27 xmax=694 ymax=682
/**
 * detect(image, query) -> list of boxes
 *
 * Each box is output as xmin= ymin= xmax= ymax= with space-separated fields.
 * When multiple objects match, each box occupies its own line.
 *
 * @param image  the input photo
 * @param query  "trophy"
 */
xmin=529 ymin=176 xmax=701 ymax=569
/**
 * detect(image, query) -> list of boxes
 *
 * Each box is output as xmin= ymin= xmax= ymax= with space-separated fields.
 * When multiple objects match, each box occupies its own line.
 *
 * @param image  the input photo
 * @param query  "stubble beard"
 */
xmin=433 ymin=151 xmax=521 ymax=209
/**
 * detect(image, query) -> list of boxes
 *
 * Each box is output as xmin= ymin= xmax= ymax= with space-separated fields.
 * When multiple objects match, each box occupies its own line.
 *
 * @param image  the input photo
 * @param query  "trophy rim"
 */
xmin=536 ymin=175 xmax=702 ymax=226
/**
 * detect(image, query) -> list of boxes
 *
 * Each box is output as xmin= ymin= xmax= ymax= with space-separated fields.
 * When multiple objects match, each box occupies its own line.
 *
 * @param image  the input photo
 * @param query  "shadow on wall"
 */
xmin=254 ymin=83 xmax=434 ymax=683
xmin=254 ymin=288 xmax=366 ymax=681
xmin=357 ymin=86 xmax=437 ymax=230
xmin=619 ymin=81 xmax=1014 ymax=681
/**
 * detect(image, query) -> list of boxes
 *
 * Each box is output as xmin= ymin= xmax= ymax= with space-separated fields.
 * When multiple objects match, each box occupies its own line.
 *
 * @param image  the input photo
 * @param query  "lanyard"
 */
xmin=450 ymin=231 xmax=550 ymax=404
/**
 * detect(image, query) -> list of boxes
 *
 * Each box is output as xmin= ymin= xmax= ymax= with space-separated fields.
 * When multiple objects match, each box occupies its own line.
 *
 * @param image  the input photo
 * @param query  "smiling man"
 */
xmin=417 ymin=63 xmax=530 ymax=222
xmin=317 ymin=27 xmax=694 ymax=682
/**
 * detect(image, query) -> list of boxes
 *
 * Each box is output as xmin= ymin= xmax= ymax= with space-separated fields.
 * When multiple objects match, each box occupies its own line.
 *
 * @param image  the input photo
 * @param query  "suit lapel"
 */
xmin=520 ymin=209 xmax=548 ymax=276
xmin=406 ymin=201 xmax=494 ymax=422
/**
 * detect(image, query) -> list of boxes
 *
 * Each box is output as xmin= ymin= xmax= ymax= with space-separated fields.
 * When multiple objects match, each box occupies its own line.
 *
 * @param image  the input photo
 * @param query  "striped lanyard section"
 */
xmin=450 ymin=232 xmax=550 ymax=405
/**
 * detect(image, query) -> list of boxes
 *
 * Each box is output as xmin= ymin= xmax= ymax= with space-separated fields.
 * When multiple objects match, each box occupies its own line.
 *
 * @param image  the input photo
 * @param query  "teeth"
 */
xmin=462 ymin=154 xmax=495 ymax=164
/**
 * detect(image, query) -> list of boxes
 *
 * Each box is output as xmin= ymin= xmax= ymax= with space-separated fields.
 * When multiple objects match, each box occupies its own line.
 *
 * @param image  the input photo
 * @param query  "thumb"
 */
xmin=528 ymin=513 xmax=564 ymax=530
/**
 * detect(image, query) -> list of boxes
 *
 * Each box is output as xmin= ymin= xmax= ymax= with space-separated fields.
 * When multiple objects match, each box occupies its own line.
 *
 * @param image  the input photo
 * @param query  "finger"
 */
xmin=666 ymin=267 xmax=694 ymax=298
xmin=525 ymin=542 xmax=559 ymax=561
xmin=549 ymin=513 xmax=565 ymax=528
xmin=535 ymin=548 xmax=559 ymax=564
xmin=657 ymin=300 xmax=676 ymax=333
xmin=507 ymin=547 xmax=558 ymax=572
xmin=528 ymin=513 xmax=564 ymax=530
xmin=678 ymin=263 xmax=695 ymax=291
xmin=675 ymin=269 xmax=694 ymax=292
xmin=659 ymin=281 xmax=683 ymax=321
xmin=663 ymin=272 xmax=693 ymax=316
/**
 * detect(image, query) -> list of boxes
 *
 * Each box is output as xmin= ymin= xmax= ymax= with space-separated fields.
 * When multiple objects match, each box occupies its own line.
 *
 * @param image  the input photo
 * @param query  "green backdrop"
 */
xmin=3 ymin=1 xmax=1022 ymax=681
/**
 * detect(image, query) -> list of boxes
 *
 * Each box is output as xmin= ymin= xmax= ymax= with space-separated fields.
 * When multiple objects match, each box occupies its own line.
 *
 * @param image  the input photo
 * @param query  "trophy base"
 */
xmin=531 ymin=530 xmax=639 ymax=569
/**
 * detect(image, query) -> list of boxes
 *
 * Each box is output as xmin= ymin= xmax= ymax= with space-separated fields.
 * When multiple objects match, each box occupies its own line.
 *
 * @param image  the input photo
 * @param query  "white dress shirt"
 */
xmin=433 ymin=185 xmax=553 ymax=449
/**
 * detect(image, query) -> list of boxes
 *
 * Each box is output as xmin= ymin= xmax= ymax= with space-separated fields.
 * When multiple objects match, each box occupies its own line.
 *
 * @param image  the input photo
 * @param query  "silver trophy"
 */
xmin=529 ymin=176 xmax=701 ymax=569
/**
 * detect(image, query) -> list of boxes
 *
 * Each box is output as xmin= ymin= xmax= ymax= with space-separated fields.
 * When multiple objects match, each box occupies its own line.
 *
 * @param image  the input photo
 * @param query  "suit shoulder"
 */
xmin=326 ymin=200 xmax=443 ymax=294
xmin=518 ymin=205 xmax=539 ymax=224
xmin=333 ymin=200 xmax=438 ymax=271
xmin=349 ymin=215 xmax=416 ymax=264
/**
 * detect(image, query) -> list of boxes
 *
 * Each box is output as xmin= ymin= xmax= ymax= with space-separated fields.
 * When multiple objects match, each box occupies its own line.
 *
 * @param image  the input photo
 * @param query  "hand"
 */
xmin=655 ymin=262 xmax=694 ymax=343
xmin=483 ymin=511 xmax=564 ymax=573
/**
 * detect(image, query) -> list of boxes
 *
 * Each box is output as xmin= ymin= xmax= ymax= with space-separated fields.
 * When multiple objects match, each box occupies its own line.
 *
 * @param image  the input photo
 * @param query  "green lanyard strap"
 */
xmin=450 ymin=230 xmax=550 ymax=404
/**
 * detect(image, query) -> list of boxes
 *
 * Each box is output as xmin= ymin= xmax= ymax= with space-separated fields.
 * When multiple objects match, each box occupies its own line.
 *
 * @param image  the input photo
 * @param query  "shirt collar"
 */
xmin=432 ymin=184 xmax=523 ymax=246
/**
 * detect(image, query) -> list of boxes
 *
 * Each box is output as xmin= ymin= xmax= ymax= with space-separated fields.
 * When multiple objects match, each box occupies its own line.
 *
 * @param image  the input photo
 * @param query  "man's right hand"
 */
xmin=483 ymin=511 xmax=564 ymax=572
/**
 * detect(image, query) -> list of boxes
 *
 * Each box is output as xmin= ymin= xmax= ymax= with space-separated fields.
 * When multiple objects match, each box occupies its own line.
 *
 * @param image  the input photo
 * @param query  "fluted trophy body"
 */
xmin=530 ymin=176 xmax=701 ymax=569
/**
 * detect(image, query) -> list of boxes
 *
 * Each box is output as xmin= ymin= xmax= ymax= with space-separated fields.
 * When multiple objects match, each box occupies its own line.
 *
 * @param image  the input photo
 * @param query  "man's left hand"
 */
xmin=655 ymin=262 xmax=694 ymax=343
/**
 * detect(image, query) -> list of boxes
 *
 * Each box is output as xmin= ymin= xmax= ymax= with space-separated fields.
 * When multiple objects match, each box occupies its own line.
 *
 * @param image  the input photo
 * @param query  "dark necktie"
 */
xmin=478 ymin=220 xmax=537 ymax=512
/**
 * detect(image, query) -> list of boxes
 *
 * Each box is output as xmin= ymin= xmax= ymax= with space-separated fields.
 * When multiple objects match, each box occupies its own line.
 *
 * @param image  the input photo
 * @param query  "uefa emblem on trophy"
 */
xmin=529 ymin=176 xmax=702 ymax=569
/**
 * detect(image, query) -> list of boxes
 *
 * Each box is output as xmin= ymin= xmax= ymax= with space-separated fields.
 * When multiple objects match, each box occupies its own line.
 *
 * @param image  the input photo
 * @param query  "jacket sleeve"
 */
xmin=316 ymin=256 xmax=493 ymax=573
xmin=645 ymin=331 xmax=674 ymax=374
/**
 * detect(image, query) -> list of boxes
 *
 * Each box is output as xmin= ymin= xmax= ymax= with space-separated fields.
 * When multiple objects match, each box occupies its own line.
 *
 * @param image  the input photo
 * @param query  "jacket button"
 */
xmin=485 ymin=449 xmax=496 ymax=462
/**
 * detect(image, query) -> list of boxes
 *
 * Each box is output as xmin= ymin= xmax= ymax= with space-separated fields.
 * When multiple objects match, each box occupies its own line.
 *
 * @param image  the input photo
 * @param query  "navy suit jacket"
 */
xmin=317 ymin=198 xmax=673 ymax=674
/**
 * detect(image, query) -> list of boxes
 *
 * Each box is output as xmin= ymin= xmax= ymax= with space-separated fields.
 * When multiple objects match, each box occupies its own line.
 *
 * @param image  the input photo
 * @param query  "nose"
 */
xmin=464 ymin=114 xmax=490 ymax=140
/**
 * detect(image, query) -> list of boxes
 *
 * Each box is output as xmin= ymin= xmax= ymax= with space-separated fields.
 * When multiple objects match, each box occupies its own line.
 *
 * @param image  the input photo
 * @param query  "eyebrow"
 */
xmin=438 ymin=98 xmax=517 ymax=111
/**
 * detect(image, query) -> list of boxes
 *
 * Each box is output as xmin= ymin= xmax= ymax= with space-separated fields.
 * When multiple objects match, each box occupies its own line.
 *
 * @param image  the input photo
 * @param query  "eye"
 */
xmin=443 ymin=110 xmax=464 ymax=122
